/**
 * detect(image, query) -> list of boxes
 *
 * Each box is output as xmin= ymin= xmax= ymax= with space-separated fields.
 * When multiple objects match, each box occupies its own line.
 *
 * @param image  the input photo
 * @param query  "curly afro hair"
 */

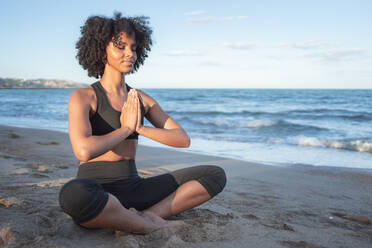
xmin=76 ymin=12 xmax=153 ymax=78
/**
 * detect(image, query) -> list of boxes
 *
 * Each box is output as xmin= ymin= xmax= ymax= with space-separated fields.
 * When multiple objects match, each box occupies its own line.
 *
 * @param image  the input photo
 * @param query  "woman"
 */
xmin=59 ymin=12 xmax=226 ymax=234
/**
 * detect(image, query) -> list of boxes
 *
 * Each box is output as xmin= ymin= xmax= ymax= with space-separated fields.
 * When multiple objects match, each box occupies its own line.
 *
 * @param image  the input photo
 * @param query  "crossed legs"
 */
xmin=60 ymin=165 xmax=226 ymax=234
xmin=80 ymin=180 xmax=211 ymax=232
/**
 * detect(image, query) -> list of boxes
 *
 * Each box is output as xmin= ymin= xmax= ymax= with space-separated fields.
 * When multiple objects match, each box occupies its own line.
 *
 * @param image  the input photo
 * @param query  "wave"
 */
xmin=270 ymin=136 xmax=372 ymax=154
xmin=282 ymin=109 xmax=372 ymax=121
xmin=237 ymin=119 xmax=277 ymax=128
xmin=169 ymin=109 xmax=372 ymax=122
xmin=168 ymin=110 xmax=263 ymax=116
xmin=179 ymin=116 xmax=329 ymax=134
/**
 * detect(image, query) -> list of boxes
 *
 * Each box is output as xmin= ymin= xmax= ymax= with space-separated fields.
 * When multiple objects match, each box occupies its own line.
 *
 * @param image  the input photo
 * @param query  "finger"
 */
xmin=128 ymin=90 xmax=133 ymax=99
xmin=133 ymin=96 xmax=138 ymax=128
xmin=132 ymin=93 xmax=137 ymax=106
xmin=137 ymin=94 xmax=141 ymax=116
xmin=136 ymin=98 xmax=140 ymax=128
xmin=130 ymin=97 xmax=136 ymax=113
xmin=127 ymin=91 xmax=135 ymax=106
xmin=136 ymin=95 xmax=142 ymax=129
xmin=132 ymin=94 xmax=138 ymax=114
xmin=131 ymin=91 xmax=137 ymax=103
xmin=131 ymin=89 xmax=138 ymax=98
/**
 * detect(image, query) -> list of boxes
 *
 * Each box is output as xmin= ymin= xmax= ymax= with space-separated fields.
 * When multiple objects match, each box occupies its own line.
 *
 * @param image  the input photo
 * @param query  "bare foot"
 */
xmin=141 ymin=210 xmax=186 ymax=228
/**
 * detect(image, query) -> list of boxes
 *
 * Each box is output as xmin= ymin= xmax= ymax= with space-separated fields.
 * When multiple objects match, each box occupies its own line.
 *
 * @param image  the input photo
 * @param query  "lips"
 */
xmin=122 ymin=61 xmax=134 ymax=65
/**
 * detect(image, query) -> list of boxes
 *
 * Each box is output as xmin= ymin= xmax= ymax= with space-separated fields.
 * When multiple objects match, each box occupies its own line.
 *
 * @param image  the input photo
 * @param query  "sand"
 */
xmin=0 ymin=125 xmax=371 ymax=248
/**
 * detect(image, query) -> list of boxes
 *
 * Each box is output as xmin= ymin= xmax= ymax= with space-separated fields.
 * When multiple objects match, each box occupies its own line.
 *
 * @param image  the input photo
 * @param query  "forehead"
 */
xmin=115 ymin=32 xmax=136 ymax=44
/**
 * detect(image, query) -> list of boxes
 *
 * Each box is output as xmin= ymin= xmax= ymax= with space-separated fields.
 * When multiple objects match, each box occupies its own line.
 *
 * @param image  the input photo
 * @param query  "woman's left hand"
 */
xmin=134 ymin=90 xmax=144 ymax=134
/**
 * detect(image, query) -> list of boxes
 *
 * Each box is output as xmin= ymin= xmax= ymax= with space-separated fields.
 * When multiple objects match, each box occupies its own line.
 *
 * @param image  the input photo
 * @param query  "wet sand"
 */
xmin=0 ymin=125 xmax=371 ymax=248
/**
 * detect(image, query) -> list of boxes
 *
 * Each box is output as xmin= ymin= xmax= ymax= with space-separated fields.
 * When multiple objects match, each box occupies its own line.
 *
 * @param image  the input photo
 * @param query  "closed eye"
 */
xmin=116 ymin=46 xmax=137 ymax=52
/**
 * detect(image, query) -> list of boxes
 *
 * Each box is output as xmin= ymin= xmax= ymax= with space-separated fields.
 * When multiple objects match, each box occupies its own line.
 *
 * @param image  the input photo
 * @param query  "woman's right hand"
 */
xmin=120 ymin=89 xmax=138 ymax=132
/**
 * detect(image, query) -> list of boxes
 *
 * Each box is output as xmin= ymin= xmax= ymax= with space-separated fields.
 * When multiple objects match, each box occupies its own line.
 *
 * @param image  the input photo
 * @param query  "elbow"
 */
xmin=75 ymin=147 xmax=91 ymax=163
xmin=180 ymin=135 xmax=191 ymax=148
xmin=171 ymin=135 xmax=190 ymax=148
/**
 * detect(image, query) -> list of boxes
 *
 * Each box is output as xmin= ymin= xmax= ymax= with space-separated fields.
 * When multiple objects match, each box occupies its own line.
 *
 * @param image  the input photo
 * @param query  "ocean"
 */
xmin=0 ymin=88 xmax=371 ymax=169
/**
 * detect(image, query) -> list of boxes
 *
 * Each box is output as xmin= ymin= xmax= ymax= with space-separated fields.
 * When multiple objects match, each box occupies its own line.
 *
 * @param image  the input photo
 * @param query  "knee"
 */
xmin=201 ymin=165 xmax=227 ymax=197
xmin=59 ymin=178 xmax=108 ymax=224
xmin=211 ymin=165 xmax=227 ymax=193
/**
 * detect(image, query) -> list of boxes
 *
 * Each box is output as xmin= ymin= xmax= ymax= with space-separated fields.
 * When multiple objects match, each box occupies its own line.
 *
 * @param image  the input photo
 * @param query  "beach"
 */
xmin=0 ymin=125 xmax=371 ymax=248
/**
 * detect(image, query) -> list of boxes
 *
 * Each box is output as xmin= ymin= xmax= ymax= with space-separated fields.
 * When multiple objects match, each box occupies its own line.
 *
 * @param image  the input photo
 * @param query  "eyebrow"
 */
xmin=117 ymin=42 xmax=137 ymax=47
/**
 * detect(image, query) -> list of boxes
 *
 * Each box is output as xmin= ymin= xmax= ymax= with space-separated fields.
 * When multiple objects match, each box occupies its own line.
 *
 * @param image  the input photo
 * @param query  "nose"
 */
xmin=125 ymin=47 xmax=134 ymax=59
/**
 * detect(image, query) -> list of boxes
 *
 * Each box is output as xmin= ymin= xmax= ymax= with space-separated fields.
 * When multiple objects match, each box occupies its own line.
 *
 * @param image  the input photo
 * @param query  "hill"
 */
xmin=0 ymin=78 xmax=88 ymax=89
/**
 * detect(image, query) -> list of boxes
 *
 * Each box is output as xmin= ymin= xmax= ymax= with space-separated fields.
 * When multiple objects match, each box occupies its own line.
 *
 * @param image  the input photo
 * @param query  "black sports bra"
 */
xmin=89 ymin=81 xmax=145 ymax=139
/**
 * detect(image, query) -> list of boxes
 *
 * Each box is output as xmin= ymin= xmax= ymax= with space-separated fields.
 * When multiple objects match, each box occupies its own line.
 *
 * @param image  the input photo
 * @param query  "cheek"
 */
xmin=106 ymin=46 xmax=123 ymax=62
xmin=110 ymin=50 xmax=123 ymax=59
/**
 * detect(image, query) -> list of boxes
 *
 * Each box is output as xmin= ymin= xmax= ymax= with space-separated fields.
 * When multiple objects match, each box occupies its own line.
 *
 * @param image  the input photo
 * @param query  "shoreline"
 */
xmin=0 ymin=125 xmax=371 ymax=247
xmin=1 ymin=124 xmax=371 ymax=172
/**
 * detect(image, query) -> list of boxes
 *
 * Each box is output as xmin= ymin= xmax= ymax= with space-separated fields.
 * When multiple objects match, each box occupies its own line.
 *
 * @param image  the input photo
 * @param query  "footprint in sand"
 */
xmin=260 ymin=219 xmax=295 ymax=231
xmin=36 ymin=141 xmax=59 ymax=145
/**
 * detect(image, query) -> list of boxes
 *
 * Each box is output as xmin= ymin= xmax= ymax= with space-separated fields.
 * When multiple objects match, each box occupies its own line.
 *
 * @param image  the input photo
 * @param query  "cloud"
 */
xmin=187 ymin=15 xmax=248 ymax=23
xmin=279 ymin=40 xmax=333 ymax=50
xmin=223 ymin=42 xmax=256 ymax=50
xmin=165 ymin=50 xmax=202 ymax=56
xmin=304 ymin=48 xmax=368 ymax=61
xmin=184 ymin=10 xmax=206 ymax=16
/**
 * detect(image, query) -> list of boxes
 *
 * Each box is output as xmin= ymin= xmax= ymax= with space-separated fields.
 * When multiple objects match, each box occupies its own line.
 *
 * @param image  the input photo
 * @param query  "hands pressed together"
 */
xmin=120 ymin=89 xmax=143 ymax=134
xmin=118 ymin=88 xmax=189 ymax=148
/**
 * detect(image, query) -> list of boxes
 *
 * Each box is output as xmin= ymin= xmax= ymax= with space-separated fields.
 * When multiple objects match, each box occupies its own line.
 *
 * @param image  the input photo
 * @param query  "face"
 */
xmin=105 ymin=32 xmax=137 ymax=74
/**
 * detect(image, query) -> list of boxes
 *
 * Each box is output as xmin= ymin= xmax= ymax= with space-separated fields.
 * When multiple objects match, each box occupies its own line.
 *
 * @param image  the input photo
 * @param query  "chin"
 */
xmin=121 ymin=67 xmax=133 ymax=74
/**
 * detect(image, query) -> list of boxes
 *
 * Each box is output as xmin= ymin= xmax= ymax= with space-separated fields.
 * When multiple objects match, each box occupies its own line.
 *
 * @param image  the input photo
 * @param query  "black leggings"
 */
xmin=59 ymin=161 xmax=226 ymax=224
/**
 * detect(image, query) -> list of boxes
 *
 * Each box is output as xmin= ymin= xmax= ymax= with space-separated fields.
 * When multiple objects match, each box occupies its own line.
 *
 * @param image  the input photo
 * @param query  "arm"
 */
xmin=135 ymin=91 xmax=190 ymax=148
xmin=68 ymin=89 xmax=138 ymax=162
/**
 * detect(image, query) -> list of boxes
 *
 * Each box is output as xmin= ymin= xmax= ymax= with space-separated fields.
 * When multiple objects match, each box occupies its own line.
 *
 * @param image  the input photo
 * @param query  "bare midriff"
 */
xmin=79 ymin=139 xmax=138 ymax=165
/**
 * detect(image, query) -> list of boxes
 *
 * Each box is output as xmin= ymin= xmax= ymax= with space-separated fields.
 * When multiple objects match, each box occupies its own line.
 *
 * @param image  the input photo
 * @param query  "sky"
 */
xmin=1 ymin=0 xmax=371 ymax=89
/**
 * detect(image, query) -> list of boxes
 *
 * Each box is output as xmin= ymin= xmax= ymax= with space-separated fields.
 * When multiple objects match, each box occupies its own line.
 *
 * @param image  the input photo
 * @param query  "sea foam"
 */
xmin=292 ymin=136 xmax=372 ymax=154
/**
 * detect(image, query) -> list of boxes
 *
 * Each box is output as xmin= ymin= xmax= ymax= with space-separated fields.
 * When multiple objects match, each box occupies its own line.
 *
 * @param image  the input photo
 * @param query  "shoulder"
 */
xmin=68 ymin=86 xmax=96 ymax=111
xmin=70 ymin=85 xmax=95 ymax=101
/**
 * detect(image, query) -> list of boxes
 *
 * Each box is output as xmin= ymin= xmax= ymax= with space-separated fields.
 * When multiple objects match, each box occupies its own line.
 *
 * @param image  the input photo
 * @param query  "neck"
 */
xmin=100 ymin=65 xmax=126 ymax=95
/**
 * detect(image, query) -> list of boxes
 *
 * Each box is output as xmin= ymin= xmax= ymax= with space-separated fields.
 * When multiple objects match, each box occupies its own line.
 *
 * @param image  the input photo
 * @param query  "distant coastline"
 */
xmin=0 ymin=77 xmax=88 ymax=89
